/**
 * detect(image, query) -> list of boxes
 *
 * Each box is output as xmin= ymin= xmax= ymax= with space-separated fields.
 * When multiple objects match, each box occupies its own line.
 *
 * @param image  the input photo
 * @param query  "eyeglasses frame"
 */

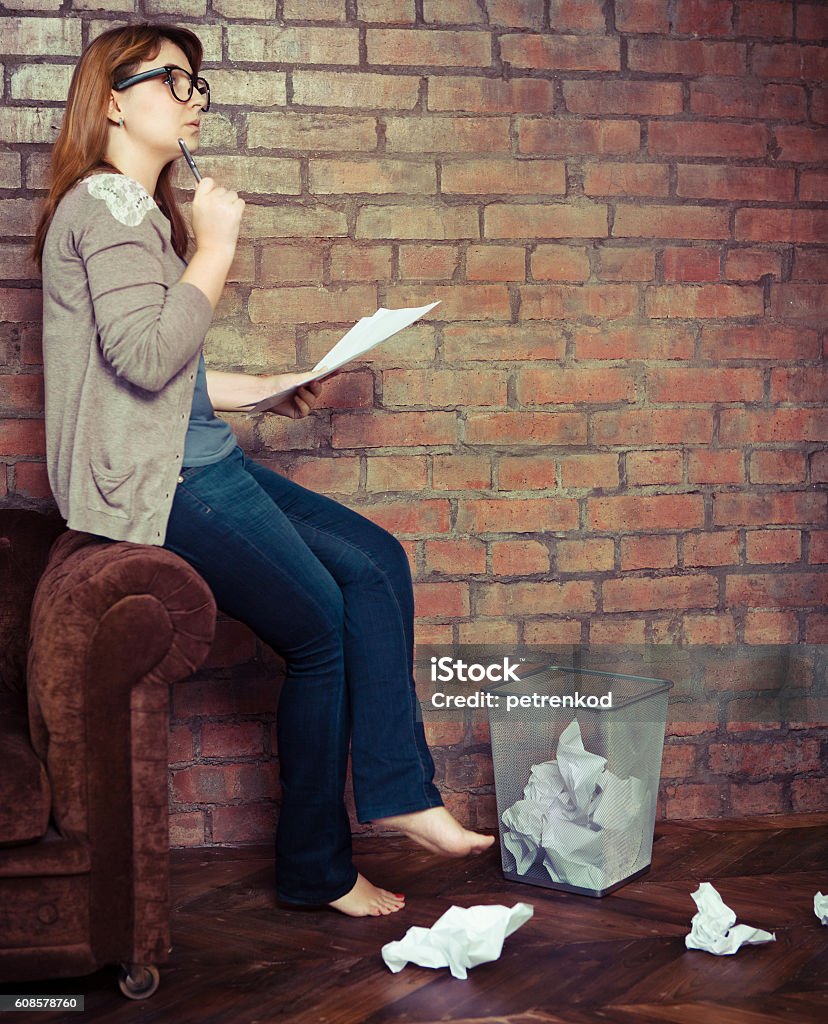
xmin=113 ymin=64 xmax=211 ymax=112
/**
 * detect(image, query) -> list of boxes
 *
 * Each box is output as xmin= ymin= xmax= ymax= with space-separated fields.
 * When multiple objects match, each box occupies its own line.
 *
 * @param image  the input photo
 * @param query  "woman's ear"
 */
xmin=106 ymin=92 xmax=123 ymax=126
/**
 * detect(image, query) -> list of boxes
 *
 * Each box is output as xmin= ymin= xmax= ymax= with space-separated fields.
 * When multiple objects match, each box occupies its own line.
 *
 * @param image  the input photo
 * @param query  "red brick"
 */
xmin=201 ymin=722 xmax=265 ymax=758
xmin=332 ymin=411 xmax=457 ymax=449
xmin=674 ymin=0 xmax=733 ymax=37
xmin=743 ymin=610 xmax=799 ymax=644
xmin=486 ymin=0 xmax=544 ymax=29
xmin=809 ymin=531 xmax=828 ymax=564
xmin=688 ymin=450 xmax=744 ymax=485
xmin=364 ymin=455 xmax=428 ymax=492
xmin=385 ymin=115 xmax=511 ymax=152
xmin=500 ymin=33 xmax=620 ymax=71
xmin=382 ymin=368 xmax=505 ymax=407
xmin=745 ymin=528 xmax=801 ymax=564
xmin=520 ymin=284 xmax=637 ymax=320
xmin=442 ymin=158 xmax=565 ymax=194
xmin=791 ymin=777 xmax=828 ymax=813
xmin=496 ymin=455 xmax=555 ymax=490
xmin=211 ymin=805 xmax=276 ymax=845
xmin=792 ymin=248 xmax=828 ymax=280
xmin=797 ymin=4 xmax=828 ymax=41
xmin=769 ymin=366 xmax=828 ymax=404
xmin=361 ymin=499 xmax=452 ymax=535
xmin=774 ymin=126 xmax=828 ymax=164
xmin=730 ymin=782 xmax=786 ymax=816
xmin=556 ymin=537 xmax=614 ymax=572
xmin=752 ymin=43 xmax=827 ymax=79
xmin=548 ymin=0 xmax=605 ymax=31
xmin=432 ymin=454 xmax=491 ymax=490
xmin=519 ymin=117 xmax=640 ymax=156
xmin=329 ymin=242 xmax=392 ymax=282
xmin=414 ymin=582 xmax=470 ymax=617
xmin=684 ymin=530 xmax=740 ymax=566
xmin=491 ymin=539 xmax=550 ymax=574
xmin=387 ymin=284 xmax=511 ymax=319
xmin=689 ymin=80 xmax=804 ymax=118
xmin=561 ymin=452 xmax=620 ymax=488
xmin=309 ymin=158 xmax=434 ymax=195
xmin=477 ymin=580 xmax=596 ymax=615
xmin=750 ymin=450 xmax=807 ymax=484
xmin=0 ymin=418 xmax=45 ymax=457
xmin=728 ymin=569 xmax=822 ymax=606
xmin=701 ymin=324 xmax=819 ymax=361
xmin=664 ymin=783 xmax=727 ymax=819
xmin=615 ymin=0 xmax=669 ymax=33
xmin=714 ymin=492 xmax=826 ymax=527
xmin=465 ymin=410 xmax=587 ymax=445
xmin=397 ymin=244 xmax=457 ymax=281
xmin=720 ymin=407 xmax=828 ymax=443
xmin=626 ymin=449 xmax=683 ymax=485
xmin=456 ymin=497 xmax=578 ymax=533
xmin=709 ymin=738 xmax=821 ymax=776
xmin=429 ymin=76 xmax=554 ymax=113
xmin=443 ymin=324 xmax=566 ymax=362
xmin=770 ymin=283 xmax=828 ymax=321
xmin=583 ymin=162 xmax=669 ymax=197
xmin=366 ymin=28 xmax=491 ymax=66
xmin=588 ymin=494 xmax=705 ymax=532
xmin=646 ymin=284 xmax=763 ymax=318
xmin=620 ymin=534 xmax=677 ymax=570
xmin=614 ymin=204 xmax=729 ymax=240
xmin=592 ymin=408 xmax=713 ymax=445
xmin=487 ymin=202 xmax=607 ymax=238
xmin=735 ymin=2 xmax=793 ymax=38
xmin=661 ymin=742 xmax=699 ymax=778
xmin=628 ymin=39 xmax=746 ymax=75
xmin=664 ymin=246 xmax=720 ymax=282
xmin=677 ymin=164 xmax=794 ymax=201
xmin=290 ymin=458 xmax=360 ymax=494
xmin=531 ymin=245 xmax=590 ymax=282
xmin=293 ymin=70 xmax=417 ymax=108
xmin=649 ymin=121 xmax=766 ymax=158
xmin=467 ymin=244 xmax=525 ymax=281
xmin=576 ymin=324 xmax=696 ymax=360
xmin=562 ymin=80 xmax=682 ymax=115
xmin=725 ymin=248 xmax=782 ymax=281
xmin=597 ymin=247 xmax=655 ymax=281
xmin=423 ymin=539 xmax=486 ymax=575
xmin=516 ymin=366 xmax=635 ymax=405
xmin=603 ymin=574 xmax=718 ymax=612
xmin=647 ymin=368 xmax=763 ymax=403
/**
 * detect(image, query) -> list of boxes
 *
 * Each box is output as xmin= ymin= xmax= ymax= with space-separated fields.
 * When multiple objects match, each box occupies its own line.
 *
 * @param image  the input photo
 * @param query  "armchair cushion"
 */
xmin=0 ymin=706 xmax=50 ymax=847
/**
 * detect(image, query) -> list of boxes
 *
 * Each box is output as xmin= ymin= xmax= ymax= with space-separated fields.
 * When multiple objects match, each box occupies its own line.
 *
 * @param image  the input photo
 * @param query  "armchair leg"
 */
xmin=117 ymin=963 xmax=160 ymax=1000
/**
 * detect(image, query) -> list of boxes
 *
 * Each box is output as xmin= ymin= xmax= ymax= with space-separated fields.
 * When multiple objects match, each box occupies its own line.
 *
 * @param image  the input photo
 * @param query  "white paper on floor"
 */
xmin=500 ymin=719 xmax=650 ymax=890
xmin=685 ymin=882 xmax=776 ymax=955
xmin=815 ymin=891 xmax=828 ymax=925
xmin=381 ymin=902 xmax=534 ymax=980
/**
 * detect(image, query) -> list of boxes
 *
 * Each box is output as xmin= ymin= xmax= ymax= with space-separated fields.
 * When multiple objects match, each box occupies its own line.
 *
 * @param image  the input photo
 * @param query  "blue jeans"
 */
xmin=162 ymin=444 xmax=443 ymax=904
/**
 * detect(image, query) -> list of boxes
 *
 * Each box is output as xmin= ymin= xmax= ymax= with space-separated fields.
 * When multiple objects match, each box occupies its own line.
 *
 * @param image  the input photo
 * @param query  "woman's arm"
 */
xmin=206 ymin=370 xmax=324 ymax=417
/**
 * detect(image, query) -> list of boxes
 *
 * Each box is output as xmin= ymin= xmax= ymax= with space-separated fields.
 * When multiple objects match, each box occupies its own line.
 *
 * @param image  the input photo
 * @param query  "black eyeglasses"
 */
xmin=113 ymin=64 xmax=210 ymax=112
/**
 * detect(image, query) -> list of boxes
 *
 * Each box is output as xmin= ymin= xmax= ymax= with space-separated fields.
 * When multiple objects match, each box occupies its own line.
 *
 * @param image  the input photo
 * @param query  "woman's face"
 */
xmin=109 ymin=38 xmax=204 ymax=161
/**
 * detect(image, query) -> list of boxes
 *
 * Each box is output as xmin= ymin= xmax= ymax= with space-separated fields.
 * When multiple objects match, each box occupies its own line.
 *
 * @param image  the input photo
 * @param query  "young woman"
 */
xmin=32 ymin=23 xmax=493 ymax=918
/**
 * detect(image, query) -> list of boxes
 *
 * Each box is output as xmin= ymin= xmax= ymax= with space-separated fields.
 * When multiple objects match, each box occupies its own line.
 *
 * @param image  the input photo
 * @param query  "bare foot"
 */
xmin=328 ymin=873 xmax=406 ymax=917
xmin=374 ymin=806 xmax=495 ymax=858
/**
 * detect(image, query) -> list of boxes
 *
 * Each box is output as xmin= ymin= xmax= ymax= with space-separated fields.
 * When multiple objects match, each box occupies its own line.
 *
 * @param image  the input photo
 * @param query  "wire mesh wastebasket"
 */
xmin=486 ymin=663 xmax=673 ymax=897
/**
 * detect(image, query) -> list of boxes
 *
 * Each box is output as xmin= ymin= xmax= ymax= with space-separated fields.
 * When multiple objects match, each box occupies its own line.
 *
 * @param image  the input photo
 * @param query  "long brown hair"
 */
xmin=30 ymin=23 xmax=203 ymax=270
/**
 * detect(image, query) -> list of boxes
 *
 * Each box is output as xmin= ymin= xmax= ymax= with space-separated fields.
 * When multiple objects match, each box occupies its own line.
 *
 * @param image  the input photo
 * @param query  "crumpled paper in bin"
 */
xmin=815 ymin=891 xmax=828 ymax=925
xmin=381 ymin=902 xmax=534 ymax=979
xmin=500 ymin=719 xmax=650 ymax=890
xmin=685 ymin=882 xmax=775 ymax=955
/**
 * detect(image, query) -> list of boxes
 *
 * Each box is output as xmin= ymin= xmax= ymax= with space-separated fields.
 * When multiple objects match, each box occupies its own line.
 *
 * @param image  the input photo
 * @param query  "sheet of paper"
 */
xmin=685 ymin=882 xmax=776 ymax=955
xmin=815 ymin=891 xmax=828 ymax=925
xmin=240 ymin=300 xmax=441 ymax=415
xmin=500 ymin=719 xmax=649 ymax=889
xmin=381 ymin=902 xmax=534 ymax=980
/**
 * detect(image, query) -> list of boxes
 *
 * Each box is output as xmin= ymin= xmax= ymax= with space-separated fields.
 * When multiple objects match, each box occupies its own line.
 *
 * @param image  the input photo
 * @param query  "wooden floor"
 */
xmin=3 ymin=814 xmax=827 ymax=1023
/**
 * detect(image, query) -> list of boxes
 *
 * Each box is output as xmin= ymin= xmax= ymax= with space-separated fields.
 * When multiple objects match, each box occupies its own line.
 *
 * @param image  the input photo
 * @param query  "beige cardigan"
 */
xmin=41 ymin=173 xmax=214 ymax=545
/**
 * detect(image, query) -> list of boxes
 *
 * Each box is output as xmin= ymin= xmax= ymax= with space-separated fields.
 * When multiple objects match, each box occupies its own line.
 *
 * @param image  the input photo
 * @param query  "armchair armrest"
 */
xmin=25 ymin=531 xmax=217 ymax=964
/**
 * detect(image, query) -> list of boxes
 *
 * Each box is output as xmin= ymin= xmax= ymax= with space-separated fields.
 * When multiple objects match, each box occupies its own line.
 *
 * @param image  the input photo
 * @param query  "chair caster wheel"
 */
xmin=117 ymin=963 xmax=160 ymax=999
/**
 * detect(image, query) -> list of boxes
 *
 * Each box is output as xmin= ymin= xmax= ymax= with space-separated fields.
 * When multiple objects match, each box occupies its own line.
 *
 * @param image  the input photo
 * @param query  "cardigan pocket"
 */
xmin=87 ymin=458 xmax=136 ymax=519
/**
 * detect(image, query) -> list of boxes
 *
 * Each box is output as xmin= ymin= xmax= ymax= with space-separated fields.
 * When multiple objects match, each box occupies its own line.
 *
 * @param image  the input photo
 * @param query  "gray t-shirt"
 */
xmin=183 ymin=349 xmax=237 ymax=467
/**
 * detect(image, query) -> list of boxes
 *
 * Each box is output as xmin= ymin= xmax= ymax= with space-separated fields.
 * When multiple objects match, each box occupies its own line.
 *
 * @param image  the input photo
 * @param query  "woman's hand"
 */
xmin=191 ymin=176 xmax=245 ymax=258
xmin=261 ymin=374 xmax=324 ymax=418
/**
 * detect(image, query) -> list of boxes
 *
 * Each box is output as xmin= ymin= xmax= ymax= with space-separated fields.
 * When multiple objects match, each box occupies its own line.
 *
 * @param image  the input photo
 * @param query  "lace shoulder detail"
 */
xmin=82 ymin=173 xmax=158 ymax=227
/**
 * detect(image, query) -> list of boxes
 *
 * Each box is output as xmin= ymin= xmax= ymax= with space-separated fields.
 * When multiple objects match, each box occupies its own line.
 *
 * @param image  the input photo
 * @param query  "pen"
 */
xmin=177 ymin=137 xmax=202 ymax=182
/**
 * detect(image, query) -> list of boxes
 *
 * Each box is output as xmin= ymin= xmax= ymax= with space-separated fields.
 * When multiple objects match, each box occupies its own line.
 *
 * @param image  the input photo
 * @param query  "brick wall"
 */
xmin=0 ymin=2 xmax=825 ymax=843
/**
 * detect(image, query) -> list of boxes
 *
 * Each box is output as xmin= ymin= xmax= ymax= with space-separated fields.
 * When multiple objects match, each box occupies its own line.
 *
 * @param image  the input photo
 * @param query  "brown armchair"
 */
xmin=0 ymin=509 xmax=216 ymax=999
